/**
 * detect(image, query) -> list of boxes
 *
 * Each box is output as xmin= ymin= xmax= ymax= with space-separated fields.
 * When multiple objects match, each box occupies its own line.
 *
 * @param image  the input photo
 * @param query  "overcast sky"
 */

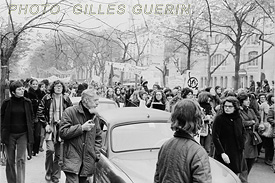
xmin=1 ymin=0 xmax=191 ymax=31
xmin=1 ymin=0 xmax=191 ymax=76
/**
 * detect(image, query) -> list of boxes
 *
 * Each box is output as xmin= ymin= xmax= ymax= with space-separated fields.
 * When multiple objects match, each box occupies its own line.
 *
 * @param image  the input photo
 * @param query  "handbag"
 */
xmin=260 ymin=122 xmax=274 ymax=137
xmin=0 ymin=143 xmax=6 ymax=166
xmin=258 ymin=109 xmax=274 ymax=137
xmin=252 ymin=131 xmax=262 ymax=146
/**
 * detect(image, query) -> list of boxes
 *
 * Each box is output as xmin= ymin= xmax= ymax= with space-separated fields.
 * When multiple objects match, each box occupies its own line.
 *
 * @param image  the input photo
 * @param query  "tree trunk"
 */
xmin=162 ymin=73 xmax=166 ymax=87
xmin=135 ymin=74 xmax=138 ymax=88
xmin=1 ymin=59 xmax=10 ymax=104
xmin=101 ymin=72 xmax=105 ymax=84
xmin=187 ymin=48 xmax=191 ymax=70
xmin=120 ymin=71 xmax=124 ymax=84
xmin=207 ymin=49 xmax=211 ymax=87
xmin=234 ymin=44 xmax=241 ymax=90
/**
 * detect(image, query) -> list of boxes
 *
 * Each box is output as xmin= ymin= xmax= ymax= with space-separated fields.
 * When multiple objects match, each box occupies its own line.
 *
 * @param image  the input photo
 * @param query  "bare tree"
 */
xmin=207 ymin=0 xmax=274 ymax=90
xmin=113 ymin=25 xmax=149 ymax=85
xmin=155 ymin=57 xmax=169 ymax=87
xmin=149 ymin=0 xmax=207 ymax=76
xmin=1 ymin=0 xmax=68 ymax=103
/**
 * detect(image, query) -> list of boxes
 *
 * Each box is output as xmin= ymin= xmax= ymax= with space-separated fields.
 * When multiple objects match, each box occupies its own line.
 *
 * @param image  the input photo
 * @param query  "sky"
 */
xmin=1 ymin=0 xmax=191 ymax=31
xmin=1 ymin=0 xmax=192 ymax=77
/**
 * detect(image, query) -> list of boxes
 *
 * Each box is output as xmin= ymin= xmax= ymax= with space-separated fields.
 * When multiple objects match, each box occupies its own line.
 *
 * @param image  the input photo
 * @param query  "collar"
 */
xmin=75 ymin=101 xmax=85 ymax=114
xmin=173 ymin=129 xmax=198 ymax=144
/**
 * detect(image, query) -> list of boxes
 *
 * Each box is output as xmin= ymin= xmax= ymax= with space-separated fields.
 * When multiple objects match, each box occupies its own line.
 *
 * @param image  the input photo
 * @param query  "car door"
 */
xmin=92 ymin=119 xmax=132 ymax=183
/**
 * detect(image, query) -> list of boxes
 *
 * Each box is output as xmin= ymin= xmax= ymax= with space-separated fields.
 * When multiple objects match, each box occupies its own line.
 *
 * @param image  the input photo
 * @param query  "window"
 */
xmin=248 ymin=51 xmax=258 ymax=66
xmin=211 ymin=54 xmax=226 ymax=67
xmin=111 ymin=122 xmax=173 ymax=152
xmin=247 ymin=35 xmax=260 ymax=45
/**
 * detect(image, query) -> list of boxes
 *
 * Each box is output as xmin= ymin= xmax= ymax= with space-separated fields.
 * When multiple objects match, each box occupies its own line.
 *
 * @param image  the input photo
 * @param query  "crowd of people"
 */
xmin=1 ymin=77 xmax=275 ymax=183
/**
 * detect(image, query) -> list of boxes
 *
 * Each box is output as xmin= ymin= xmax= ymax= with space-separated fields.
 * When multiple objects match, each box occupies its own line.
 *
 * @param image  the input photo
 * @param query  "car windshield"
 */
xmin=111 ymin=122 xmax=173 ymax=152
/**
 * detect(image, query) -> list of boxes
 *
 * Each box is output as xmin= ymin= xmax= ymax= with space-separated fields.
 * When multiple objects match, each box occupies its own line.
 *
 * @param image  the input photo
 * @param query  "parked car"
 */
xmin=89 ymin=107 xmax=241 ymax=183
xmin=69 ymin=97 xmax=118 ymax=111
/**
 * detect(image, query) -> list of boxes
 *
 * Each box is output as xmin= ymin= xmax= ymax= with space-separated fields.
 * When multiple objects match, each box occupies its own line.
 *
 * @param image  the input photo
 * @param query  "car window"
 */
xmin=97 ymin=102 xmax=117 ymax=111
xmin=111 ymin=122 xmax=173 ymax=152
xmin=70 ymin=97 xmax=117 ymax=111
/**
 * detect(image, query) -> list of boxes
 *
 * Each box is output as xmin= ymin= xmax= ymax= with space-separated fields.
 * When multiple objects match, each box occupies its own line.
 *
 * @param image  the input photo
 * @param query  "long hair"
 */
xmin=151 ymin=90 xmax=166 ymax=104
xmin=170 ymin=99 xmax=203 ymax=134
xmin=49 ymin=80 xmax=66 ymax=95
xmin=198 ymin=91 xmax=211 ymax=104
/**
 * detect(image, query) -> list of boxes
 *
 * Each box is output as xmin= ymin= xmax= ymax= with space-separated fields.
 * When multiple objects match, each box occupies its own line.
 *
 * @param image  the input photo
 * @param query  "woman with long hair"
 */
xmin=197 ymin=91 xmax=216 ymax=155
xmin=37 ymin=80 xmax=72 ymax=182
xmin=148 ymin=90 xmax=166 ymax=111
xmin=114 ymin=87 xmax=125 ymax=107
xmin=26 ymin=79 xmax=45 ymax=158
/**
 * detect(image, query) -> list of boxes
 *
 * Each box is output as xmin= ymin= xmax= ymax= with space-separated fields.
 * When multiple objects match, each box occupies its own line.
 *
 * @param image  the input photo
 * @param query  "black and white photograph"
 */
xmin=0 ymin=0 xmax=275 ymax=182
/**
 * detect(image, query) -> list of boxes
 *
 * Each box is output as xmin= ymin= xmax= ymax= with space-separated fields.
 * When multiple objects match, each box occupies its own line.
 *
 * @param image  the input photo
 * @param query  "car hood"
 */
xmin=110 ymin=150 xmax=241 ymax=183
xmin=111 ymin=150 xmax=158 ymax=183
xmin=209 ymin=158 xmax=241 ymax=183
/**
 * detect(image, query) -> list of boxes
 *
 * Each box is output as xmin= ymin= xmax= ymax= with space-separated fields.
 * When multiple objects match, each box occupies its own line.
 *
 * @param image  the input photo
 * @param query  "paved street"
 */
xmin=0 ymin=150 xmax=274 ymax=183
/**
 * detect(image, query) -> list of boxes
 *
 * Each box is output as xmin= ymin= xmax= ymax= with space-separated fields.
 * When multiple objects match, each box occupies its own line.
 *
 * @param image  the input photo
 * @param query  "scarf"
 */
xmin=48 ymin=94 xmax=63 ymax=143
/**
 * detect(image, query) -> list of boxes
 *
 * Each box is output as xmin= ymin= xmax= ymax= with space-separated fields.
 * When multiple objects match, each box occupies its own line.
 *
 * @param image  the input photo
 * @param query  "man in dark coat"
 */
xmin=59 ymin=89 xmax=102 ymax=183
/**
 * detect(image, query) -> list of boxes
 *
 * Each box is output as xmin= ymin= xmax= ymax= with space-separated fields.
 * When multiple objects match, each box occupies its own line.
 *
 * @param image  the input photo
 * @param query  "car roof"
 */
xmin=99 ymin=107 xmax=170 ymax=126
xmin=70 ymin=97 xmax=117 ymax=104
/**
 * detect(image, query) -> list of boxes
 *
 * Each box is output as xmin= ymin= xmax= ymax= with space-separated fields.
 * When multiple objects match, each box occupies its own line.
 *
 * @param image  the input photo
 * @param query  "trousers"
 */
xmin=64 ymin=171 xmax=87 ymax=183
xmin=45 ymin=140 xmax=61 ymax=181
xmin=5 ymin=132 xmax=27 ymax=183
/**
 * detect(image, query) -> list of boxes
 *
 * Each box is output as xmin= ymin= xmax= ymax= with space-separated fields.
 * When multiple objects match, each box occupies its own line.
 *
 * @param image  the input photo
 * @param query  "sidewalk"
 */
xmin=0 ymin=147 xmax=66 ymax=183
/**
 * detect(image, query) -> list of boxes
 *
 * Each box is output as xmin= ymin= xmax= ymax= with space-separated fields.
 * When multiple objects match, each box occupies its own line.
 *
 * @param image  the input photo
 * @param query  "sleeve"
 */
xmin=154 ymin=146 xmax=163 ymax=183
xmin=94 ymin=117 xmax=102 ymax=161
xmin=212 ymin=115 xmax=225 ymax=155
xmin=1 ymin=100 xmax=8 ymax=132
xmin=240 ymin=111 xmax=255 ymax=127
xmin=66 ymin=96 xmax=73 ymax=107
xmin=29 ymin=100 xmax=35 ymax=129
xmin=59 ymin=108 xmax=83 ymax=140
xmin=191 ymin=147 xmax=212 ymax=183
xmin=267 ymin=106 xmax=275 ymax=126
xmin=250 ymin=109 xmax=259 ymax=128
xmin=37 ymin=96 xmax=48 ymax=128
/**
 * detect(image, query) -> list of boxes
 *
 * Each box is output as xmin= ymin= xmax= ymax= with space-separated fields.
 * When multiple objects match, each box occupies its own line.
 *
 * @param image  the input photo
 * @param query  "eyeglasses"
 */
xmin=224 ymin=105 xmax=234 ymax=108
xmin=54 ymin=85 xmax=63 ymax=88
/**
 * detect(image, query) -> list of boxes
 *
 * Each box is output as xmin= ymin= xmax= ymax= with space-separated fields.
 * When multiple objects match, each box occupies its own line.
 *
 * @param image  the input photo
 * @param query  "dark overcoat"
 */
xmin=213 ymin=112 xmax=245 ymax=173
